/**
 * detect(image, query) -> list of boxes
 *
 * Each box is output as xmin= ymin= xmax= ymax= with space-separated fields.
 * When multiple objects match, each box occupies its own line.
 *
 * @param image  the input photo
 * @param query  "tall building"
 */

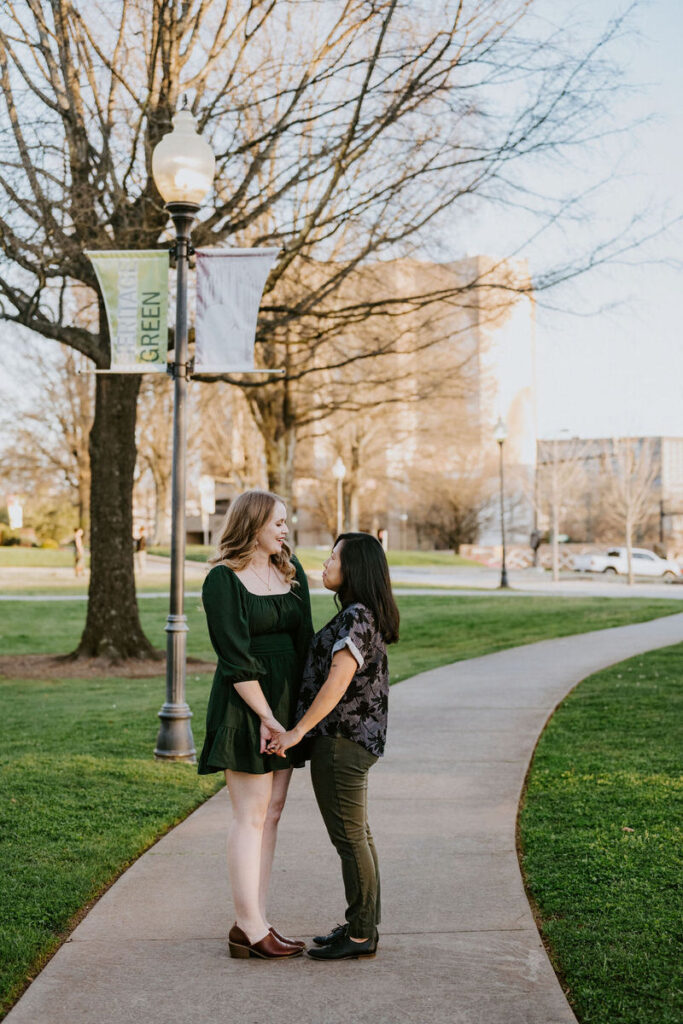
xmin=295 ymin=255 xmax=537 ymax=546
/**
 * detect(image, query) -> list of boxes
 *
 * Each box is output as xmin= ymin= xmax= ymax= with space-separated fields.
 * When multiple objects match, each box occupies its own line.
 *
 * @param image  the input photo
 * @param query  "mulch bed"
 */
xmin=0 ymin=654 xmax=216 ymax=679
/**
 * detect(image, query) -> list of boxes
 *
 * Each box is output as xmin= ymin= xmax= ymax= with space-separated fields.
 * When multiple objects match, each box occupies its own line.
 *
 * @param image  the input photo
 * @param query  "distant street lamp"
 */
xmin=493 ymin=417 xmax=509 ymax=589
xmin=400 ymin=511 xmax=408 ymax=550
xmin=332 ymin=457 xmax=346 ymax=537
xmin=199 ymin=474 xmax=216 ymax=547
xmin=151 ymin=105 xmax=215 ymax=762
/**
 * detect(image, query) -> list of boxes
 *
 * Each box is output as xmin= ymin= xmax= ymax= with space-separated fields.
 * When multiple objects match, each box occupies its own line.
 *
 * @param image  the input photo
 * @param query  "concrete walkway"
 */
xmin=6 ymin=613 xmax=683 ymax=1024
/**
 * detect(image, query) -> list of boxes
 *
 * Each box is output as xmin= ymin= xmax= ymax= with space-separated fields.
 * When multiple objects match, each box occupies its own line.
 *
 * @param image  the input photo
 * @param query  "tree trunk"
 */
xmin=77 ymin=475 xmax=90 ymax=536
xmin=246 ymin=359 xmax=300 ymax=505
xmin=74 ymin=373 xmax=158 ymax=660
xmin=153 ymin=471 xmax=172 ymax=546
xmin=551 ymin=441 xmax=560 ymax=582
xmin=626 ymin=517 xmax=634 ymax=586
xmin=264 ymin=427 xmax=296 ymax=501
xmin=349 ymin=488 xmax=360 ymax=532
xmin=349 ymin=433 xmax=361 ymax=531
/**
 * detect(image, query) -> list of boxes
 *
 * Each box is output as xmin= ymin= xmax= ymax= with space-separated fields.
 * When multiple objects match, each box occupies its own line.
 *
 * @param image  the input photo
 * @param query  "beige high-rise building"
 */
xmin=295 ymin=254 xmax=537 ymax=546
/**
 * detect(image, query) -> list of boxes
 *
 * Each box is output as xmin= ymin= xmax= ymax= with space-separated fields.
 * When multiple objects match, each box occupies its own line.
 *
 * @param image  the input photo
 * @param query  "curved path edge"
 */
xmin=6 ymin=613 xmax=683 ymax=1024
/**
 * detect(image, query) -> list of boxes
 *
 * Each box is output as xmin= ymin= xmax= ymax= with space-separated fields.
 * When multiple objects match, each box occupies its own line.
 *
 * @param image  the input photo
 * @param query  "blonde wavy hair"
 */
xmin=209 ymin=489 xmax=297 ymax=586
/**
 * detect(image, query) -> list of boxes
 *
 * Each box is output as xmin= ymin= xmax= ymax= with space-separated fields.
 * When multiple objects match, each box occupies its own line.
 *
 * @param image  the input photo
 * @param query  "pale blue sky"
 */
xmin=464 ymin=0 xmax=683 ymax=439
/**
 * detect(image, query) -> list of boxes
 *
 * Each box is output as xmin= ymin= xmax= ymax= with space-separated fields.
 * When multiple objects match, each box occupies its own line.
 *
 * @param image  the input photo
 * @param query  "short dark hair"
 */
xmin=335 ymin=532 xmax=399 ymax=644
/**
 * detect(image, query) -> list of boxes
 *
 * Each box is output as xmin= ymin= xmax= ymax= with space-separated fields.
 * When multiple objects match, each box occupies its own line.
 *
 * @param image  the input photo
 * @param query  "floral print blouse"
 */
xmin=296 ymin=601 xmax=389 ymax=757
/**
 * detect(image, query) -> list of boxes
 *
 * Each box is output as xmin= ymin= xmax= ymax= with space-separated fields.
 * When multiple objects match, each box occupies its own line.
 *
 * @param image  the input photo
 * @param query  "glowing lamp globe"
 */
xmin=152 ymin=109 xmax=215 ymax=206
xmin=493 ymin=417 xmax=508 ymax=445
xmin=332 ymin=457 xmax=347 ymax=481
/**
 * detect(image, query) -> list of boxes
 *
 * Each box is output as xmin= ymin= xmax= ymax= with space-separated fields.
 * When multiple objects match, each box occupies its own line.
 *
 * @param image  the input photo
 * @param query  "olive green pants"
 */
xmin=310 ymin=735 xmax=380 ymax=937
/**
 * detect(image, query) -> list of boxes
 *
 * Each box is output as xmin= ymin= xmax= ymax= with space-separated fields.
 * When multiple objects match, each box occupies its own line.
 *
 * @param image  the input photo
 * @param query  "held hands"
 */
xmin=266 ymin=727 xmax=301 ymax=758
xmin=259 ymin=716 xmax=285 ymax=754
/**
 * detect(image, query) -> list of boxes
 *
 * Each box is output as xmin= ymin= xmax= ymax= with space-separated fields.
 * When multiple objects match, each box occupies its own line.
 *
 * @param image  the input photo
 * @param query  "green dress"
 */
xmin=197 ymin=556 xmax=313 ymax=775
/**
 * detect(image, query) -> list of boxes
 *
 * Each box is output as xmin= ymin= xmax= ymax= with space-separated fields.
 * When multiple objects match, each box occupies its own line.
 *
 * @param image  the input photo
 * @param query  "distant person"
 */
xmin=530 ymin=528 xmax=541 ymax=568
xmin=135 ymin=525 xmax=147 ymax=573
xmin=73 ymin=528 xmax=85 ymax=577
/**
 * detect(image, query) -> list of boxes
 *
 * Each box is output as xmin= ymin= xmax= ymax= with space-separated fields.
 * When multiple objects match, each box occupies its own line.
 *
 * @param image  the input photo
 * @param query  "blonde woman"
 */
xmin=198 ymin=490 xmax=313 ymax=959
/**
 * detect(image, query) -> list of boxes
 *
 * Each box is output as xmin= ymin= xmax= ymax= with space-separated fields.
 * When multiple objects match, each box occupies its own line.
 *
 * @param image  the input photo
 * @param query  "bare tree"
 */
xmin=0 ymin=341 xmax=93 ymax=533
xmin=297 ymin=402 xmax=410 ymax=540
xmin=536 ymin=436 xmax=589 ymax=581
xmin=0 ymin=0 xmax=651 ymax=658
xmin=599 ymin=437 xmax=659 ymax=584
xmin=416 ymin=474 xmax=489 ymax=552
xmin=196 ymin=382 xmax=267 ymax=493
xmin=134 ymin=374 xmax=175 ymax=545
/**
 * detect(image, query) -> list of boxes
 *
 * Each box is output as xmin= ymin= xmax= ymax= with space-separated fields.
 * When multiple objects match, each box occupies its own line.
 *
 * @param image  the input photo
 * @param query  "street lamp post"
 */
xmin=400 ymin=511 xmax=408 ymax=550
xmin=493 ymin=417 xmax=509 ymax=589
xmin=151 ymin=106 xmax=215 ymax=762
xmin=332 ymin=457 xmax=346 ymax=537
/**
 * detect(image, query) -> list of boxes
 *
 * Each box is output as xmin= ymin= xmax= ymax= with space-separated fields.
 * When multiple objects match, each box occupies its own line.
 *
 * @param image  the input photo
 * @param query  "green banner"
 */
xmin=86 ymin=250 xmax=168 ymax=372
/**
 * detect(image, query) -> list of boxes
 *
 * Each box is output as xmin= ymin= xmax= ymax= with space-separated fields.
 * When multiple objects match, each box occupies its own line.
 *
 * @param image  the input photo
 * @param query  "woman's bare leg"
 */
xmin=224 ymin=769 xmax=273 ymax=942
xmin=259 ymin=767 xmax=293 ymax=923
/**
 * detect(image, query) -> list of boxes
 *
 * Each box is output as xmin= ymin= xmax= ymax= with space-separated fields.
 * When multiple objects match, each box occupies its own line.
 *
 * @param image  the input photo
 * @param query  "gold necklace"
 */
xmin=249 ymin=561 xmax=272 ymax=592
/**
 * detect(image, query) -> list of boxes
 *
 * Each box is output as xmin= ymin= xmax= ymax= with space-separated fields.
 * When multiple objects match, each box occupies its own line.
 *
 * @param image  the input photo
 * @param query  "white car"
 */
xmin=573 ymin=547 xmax=682 ymax=580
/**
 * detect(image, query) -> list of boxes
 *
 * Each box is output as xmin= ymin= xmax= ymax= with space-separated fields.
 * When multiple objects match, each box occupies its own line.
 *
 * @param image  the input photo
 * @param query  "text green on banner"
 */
xmin=86 ymin=250 xmax=168 ymax=372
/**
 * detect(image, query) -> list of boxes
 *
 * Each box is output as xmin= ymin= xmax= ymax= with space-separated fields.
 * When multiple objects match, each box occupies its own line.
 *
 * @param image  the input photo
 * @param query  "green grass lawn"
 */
xmin=0 ymin=548 xmax=83 ymax=568
xmin=519 ymin=644 xmax=683 ymax=1024
xmin=1 ymin=594 xmax=681 ymax=678
xmin=384 ymin=596 xmax=682 ymax=681
xmin=0 ymin=674 xmax=223 ymax=1017
xmin=149 ymin=544 xmax=482 ymax=569
xmin=1 ymin=594 xmax=681 ymax=1017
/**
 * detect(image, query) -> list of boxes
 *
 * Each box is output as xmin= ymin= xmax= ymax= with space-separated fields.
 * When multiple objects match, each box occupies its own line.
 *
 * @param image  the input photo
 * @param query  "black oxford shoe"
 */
xmin=312 ymin=923 xmax=345 ymax=946
xmin=307 ymin=929 xmax=377 ymax=961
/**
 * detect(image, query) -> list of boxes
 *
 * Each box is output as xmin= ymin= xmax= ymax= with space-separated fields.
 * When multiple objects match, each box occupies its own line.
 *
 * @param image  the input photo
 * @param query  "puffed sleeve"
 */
xmin=202 ymin=565 xmax=264 ymax=684
xmin=292 ymin=554 xmax=314 ymax=671
xmin=331 ymin=602 xmax=376 ymax=669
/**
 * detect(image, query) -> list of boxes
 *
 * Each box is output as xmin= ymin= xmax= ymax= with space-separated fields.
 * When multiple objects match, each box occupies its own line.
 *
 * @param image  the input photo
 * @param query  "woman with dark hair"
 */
xmin=269 ymin=532 xmax=399 ymax=960
xmin=198 ymin=489 xmax=313 ymax=960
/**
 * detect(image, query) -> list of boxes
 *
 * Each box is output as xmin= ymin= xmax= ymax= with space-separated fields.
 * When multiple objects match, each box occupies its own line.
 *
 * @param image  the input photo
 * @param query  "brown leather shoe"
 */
xmin=228 ymin=923 xmax=303 ymax=959
xmin=269 ymin=926 xmax=305 ymax=949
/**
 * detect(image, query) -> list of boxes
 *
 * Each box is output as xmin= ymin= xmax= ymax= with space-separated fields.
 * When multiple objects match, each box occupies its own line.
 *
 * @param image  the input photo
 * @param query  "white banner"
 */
xmin=194 ymin=248 xmax=278 ymax=373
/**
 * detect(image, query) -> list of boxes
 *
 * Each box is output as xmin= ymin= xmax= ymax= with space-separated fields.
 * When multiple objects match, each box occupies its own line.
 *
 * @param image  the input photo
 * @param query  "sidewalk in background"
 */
xmin=3 ymin=557 xmax=683 ymax=600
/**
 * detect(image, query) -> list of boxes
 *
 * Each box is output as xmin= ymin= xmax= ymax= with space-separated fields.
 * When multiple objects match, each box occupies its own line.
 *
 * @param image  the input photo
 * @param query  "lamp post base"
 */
xmin=155 ymin=613 xmax=196 ymax=762
xmin=499 ymin=568 xmax=510 ymax=589
xmin=154 ymin=702 xmax=196 ymax=762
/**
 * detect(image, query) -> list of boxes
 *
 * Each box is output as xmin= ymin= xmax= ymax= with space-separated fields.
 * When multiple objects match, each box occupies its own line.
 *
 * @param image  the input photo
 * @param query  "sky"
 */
xmin=462 ymin=0 xmax=683 ymax=440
